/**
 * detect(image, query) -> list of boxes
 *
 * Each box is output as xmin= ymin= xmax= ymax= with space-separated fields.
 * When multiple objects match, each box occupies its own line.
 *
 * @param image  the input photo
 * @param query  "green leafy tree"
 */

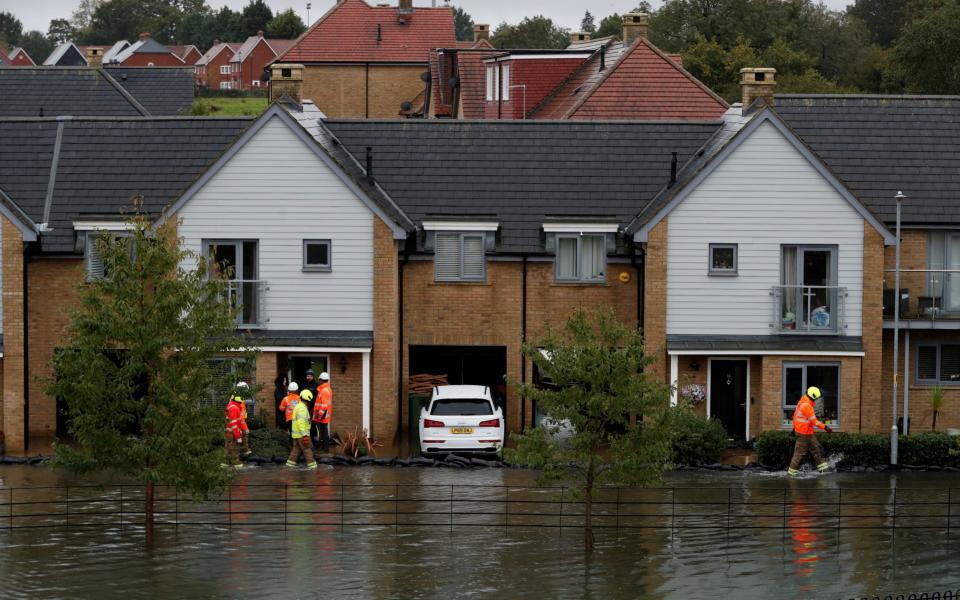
xmin=16 ymin=31 xmax=54 ymax=65
xmin=594 ymin=13 xmax=623 ymax=40
xmin=580 ymin=10 xmax=596 ymax=34
xmin=490 ymin=16 xmax=569 ymax=49
xmin=265 ymin=8 xmax=306 ymax=39
xmin=0 ymin=11 xmax=23 ymax=47
xmin=848 ymin=0 xmax=908 ymax=47
xmin=241 ymin=0 xmax=274 ymax=37
xmin=50 ymin=205 xmax=254 ymax=545
xmin=888 ymin=1 xmax=960 ymax=94
xmin=453 ymin=6 xmax=474 ymax=42
xmin=505 ymin=310 xmax=672 ymax=552
xmin=47 ymin=19 xmax=74 ymax=44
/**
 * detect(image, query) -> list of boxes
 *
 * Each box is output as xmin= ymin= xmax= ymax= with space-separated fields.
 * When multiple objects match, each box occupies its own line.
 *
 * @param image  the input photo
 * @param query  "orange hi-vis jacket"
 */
xmin=313 ymin=382 xmax=332 ymax=424
xmin=279 ymin=392 xmax=300 ymax=422
xmin=239 ymin=400 xmax=249 ymax=432
xmin=225 ymin=399 xmax=244 ymax=440
xmin=792 ymin=395 xmax=826 ymax=435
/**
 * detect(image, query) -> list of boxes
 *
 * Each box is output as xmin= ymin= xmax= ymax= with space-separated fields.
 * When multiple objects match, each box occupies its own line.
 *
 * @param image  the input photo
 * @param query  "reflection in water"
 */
xmin=0 ymin=466 xmax=958 ymax=599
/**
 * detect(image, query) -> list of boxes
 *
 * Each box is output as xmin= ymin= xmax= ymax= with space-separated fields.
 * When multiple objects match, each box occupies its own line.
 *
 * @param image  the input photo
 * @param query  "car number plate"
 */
xmin=450 ymin=427 xmax=474 ymax=434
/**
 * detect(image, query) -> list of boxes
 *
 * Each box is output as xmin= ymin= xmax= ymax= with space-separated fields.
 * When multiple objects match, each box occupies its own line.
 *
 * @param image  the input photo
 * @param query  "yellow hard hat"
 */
xmin=299 ymin=389 xmax=314 ymax=402
xmin=807 ymin=386 xmax=822 ymax=400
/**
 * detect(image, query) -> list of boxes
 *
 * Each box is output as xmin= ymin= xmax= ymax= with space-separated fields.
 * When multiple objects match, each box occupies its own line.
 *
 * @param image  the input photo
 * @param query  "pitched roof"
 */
xmin=0 ymin=116 xmax=252 ymax=253
xmin=197 ymin=42 xmax=241 ymax=66
xmin=0 ymin=68 xmax=150 ymax=117
xmin=277 ymin=0 xmax=457 ymax=64
xmin=7 ymin=47 xmax=36 ymax=66
xmin=104 ymin=66 xmax=195 ymax=115
xmin=44 ymin=42 xmax=86 ymax=66
xmin=324 ymin=119 xmax=721 ymax=253
xmin=167 ymin=44 xmax=201 ymax=63
xmin=230 ymin=36 xmax=296 ymax=63
xmin=531 ymin=37 xmax=727 ymax=121
xmin=775 ymin=95 xmax=960 ymax=226
xmin=103 ymin=41 xmax=131 ymax=63
xmin=114 ymin=38 xmax=183 ymax=63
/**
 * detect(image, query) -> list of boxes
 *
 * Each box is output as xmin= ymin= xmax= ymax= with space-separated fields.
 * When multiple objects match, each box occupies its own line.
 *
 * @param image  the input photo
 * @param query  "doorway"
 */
xmin=709 ymin=359 xmax=748 ymax=440
xmin=408 ymin=345 xmax=508 ymax=420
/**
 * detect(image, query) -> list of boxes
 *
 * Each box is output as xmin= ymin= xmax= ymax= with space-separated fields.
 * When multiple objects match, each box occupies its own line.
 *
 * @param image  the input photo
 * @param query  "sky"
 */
xmin=2 ymin=0 xmax=851 ymax=35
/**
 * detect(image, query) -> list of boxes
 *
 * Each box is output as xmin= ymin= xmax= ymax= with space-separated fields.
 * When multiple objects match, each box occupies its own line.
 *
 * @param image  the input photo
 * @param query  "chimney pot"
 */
xmin=570 ymin=31 xmax=590 ymax=44
xmin=739 ymin=67 xmax=777 ymax=110
xmin=213 ymin=38 xmax=221 ymax=46
xmin=473 ymin=24 xmax=490 ymax=43
xmin=622 ymin=12 xmax=649 ymax=44
xmin=139 ymin=32 xmax=151 ymax=41
xmin=257 ymin=30 xmax=264 ymax=37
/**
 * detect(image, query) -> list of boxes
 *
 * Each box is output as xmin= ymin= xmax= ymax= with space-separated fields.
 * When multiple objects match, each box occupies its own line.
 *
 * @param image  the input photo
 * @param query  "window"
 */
xmin=85 ymin=231 xmax=133 ymax=280
xmin=281 ymin=67 xmax=291 ymax=78
xmin=485 ymin=65 xmax=494 ymax=101
xmin=780 ymin=245 xmax=838 ymax=332
xmin=206 ymin=358 xmax=254 ymax=409
xmin=502 ymin=64 xmax=510 ymax=101
xmin=303 ymin=240 xmax=332 ymax=272
xmin=205 ymin=240 xmax=260 ymax=327
xmin=555 ymin=234 xmax=606 ymax=282
xmin=219 ymin=81 xmax=232 ymax=90
xmin=434 ymin=232 xmax=486 ymax=282
xmin=782 ymin=363 xmax=840 ymax=425
xmin=220 ymin=65 xmax=230 ymax=74
xmin=708 ymin=243 xmax=737 ymax=275
xmin=430 ymin=399 xmax=494 ymax=416
xmin=251 ymin=79 xmax=261 ymax=87
xmin=917 ymin=344 xmax=960 ymax=383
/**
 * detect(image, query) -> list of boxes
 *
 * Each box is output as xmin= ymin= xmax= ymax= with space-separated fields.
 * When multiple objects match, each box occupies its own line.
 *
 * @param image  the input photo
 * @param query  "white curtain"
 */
xmin=580 ymin=235 xmax=605 ymax=280
xmin=557 ymin=237 xmax=578 ymax=280
xmin=781 ymin=247 xmax=798 ymax=325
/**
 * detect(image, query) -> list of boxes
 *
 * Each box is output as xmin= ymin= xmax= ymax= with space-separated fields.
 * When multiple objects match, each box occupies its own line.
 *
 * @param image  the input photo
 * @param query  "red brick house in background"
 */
xmin=195 ymin=41 xmax=241 ymax=89
xmin=0 ymin=47 xmax=36 ymax=66
xmin=229 ymin=32 xmax=294 ymax=91
xmin=168 ymin=45 xmax=203 ymax=66
xmin=272 ymin=0 xmax=458 ymax=117
xmin=110 ymin=33 xmax=185 ymax=67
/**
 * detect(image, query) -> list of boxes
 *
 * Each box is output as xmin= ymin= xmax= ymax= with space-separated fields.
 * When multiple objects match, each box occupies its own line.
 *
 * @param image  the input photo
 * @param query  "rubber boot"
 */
xmin=787 ymin=467 xmax=800 ymax=476
xmin=306 ymin=462 xmax=318 ymax=470
xmin=817 ymin=462 xmax=829 ymax=472
xmin=285 ymin=460 xmax=297 ymax=468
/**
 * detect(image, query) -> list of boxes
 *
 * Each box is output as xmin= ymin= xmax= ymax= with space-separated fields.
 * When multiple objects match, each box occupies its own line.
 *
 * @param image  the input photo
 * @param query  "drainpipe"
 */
xmin=365 ymin=63 xmax=370 ymax=118
xmin=497 ymin=62 xmax=502 ymax=120
xmin=633 ymin=246 xmax=645 ymax=332
xmin=22 ymin=242 xmax=29 ymax=453
xmin=520 ymin=255 xmax=527 ymax=432
xmin=397 ymin=245 xmax=408 ymax=436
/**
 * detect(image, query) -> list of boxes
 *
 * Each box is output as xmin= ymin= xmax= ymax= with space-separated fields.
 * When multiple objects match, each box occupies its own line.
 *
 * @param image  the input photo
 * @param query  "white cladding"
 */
xmin=666 ymin=120 xmax=864 ymax=337
xmin=177 ymin=115 xmax=374 ymax=331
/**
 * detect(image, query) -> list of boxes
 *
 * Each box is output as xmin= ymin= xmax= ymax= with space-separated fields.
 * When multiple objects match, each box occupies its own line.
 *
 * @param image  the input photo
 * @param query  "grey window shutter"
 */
xmin=87 ymin=236 xmax=105 ymax=280
xmin=435 ymin=232 xmax=461 ymax=281
xmin=462 ymin=234 xmax=485 ymax=280
xmin=917 ymin=346 xmax=938 ymax=381
xmin=941 ymin=345 xmax=960 ymax=381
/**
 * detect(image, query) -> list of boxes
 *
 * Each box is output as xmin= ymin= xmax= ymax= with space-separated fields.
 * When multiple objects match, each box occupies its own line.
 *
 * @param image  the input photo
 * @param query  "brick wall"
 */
xmin=861 ymin=222 xmax=886 ymax=432
xmin=2 ymin=218 xmax=24 ymax=452
xmin=302 ymin=64 xmax=425 ymax=118
xmin=882 ymin=229 xmax=926 ymax=314
xmin=328 ymin=352 xmax=363 ymax=439
xmin=675 ymin=356 xmax=707 ymax=417
xmin=372 ymin=216 xmax=400 ymax=443
xmin=643 ymin=219 xmax=668 ymax=382
xmin=881 ymin=329 xmax=960 ymax=433
xmin=367 ymin=65 xmax=426 ymax=118
xmin=758 ymin=355 xmax=862 ymax=432
xmin=255 ymin=351 xmax=279 ymax=426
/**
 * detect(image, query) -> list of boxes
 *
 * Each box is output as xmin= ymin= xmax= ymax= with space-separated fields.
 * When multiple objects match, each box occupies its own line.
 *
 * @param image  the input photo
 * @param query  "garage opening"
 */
xmin=409 ymin=345 xmax=508 ymax=419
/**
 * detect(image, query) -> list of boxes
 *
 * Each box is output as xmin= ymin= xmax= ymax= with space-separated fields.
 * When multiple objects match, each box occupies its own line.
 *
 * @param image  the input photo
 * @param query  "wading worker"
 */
xmin=312 ymin=372 xmax=333 ymax=452
xmin=278 ymin=382 xmax=300 ymax=433
xmin=788 ymin=386 xmax=832 ymax=476
xmin=234 ymin=382 xmax=253 ymax=458
xmin=286 ymin=389 xmax=317 ymax=470
xmin=223 ymin=392 xmax=245 ymax=469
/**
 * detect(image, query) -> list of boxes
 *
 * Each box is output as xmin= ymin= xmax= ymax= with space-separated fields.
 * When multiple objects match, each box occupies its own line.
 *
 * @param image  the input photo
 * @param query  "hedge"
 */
xmin=670 ymin=408 xmax=728 ymax=466
xmin=756 ymin=430 xmax=960 ymax=469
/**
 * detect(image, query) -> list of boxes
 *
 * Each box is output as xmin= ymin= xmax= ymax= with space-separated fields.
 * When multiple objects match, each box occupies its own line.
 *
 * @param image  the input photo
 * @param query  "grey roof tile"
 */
xmin=105 ymin=67 xmax=195 ymax=115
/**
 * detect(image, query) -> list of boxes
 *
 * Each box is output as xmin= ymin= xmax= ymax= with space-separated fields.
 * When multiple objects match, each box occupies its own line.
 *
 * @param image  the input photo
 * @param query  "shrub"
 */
xmin=669 ymin=407 xmax=728 ymax=466
xmin=248 ymin=428 xmax=290 ymax=458
xmin=755 ymin=430 xmax=795 ymax=468
xmin=756 ymin=430 xmax=960 ymax=469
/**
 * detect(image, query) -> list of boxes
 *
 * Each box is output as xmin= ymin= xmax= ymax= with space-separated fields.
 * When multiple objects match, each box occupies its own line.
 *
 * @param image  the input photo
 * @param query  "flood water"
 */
xmin=1 ymin=464 xmax=959 ymax=599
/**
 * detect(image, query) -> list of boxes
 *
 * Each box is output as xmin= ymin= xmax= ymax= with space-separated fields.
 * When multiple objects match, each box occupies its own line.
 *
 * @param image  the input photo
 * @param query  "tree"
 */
xmin=848 ymin=0 xmax=908 ymax=47
xmin=888 ymin=1 xmax=960 ymax=94
xmin=580 ymin=10 xmax=596 ymax=34
xmin=453 ymin=6 xmax=474 ymax=42
xmin=490 ymin=16 xmax=569 ymax=49
xmin=16 ymin=31 xmax=54 ymax=64
xmin=50 ymin=205 xmax=253 ymax=546
xmin=594 ymin=13 xmax=622 ymax=40
xmin=0 ymin=11 xmax=23 ymax=47
xmin=47 ymin=19 xmax=74 ymax=44
xmin=504 ymin=310 xmax=672 ymax=552
xmin=265 ymin=9 xmax=305 ymax=39
xmin=241 ymin=0 xmax=274 ymax=37
xmin=70 ymin=0 xmax=103 ymax=42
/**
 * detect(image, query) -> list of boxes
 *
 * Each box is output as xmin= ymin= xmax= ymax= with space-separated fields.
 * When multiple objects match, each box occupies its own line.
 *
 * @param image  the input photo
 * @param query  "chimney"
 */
xmin=213 ymin=38 xmax=221 ymax=46
xmin=86 ymin=46 xmax=103 ymax=69
xmin=570 ymin=32 xmax=591 ymax=44
xmin=269 ymin=63 xmax=305 ymax=103
xmin=740 ymin=67 xmax=777 ymax=109
xmin=622 ymin=12 xmax=649 ymax=44
xmin=139 ymin=32 xmax=151 ymax=41
xmin=473 ymin=24 xmax=490 ymax=43
xmin=257 ymin=30 xmax=264 ymax=38
xmin=398 ymin=0 xmax=412 ymax=9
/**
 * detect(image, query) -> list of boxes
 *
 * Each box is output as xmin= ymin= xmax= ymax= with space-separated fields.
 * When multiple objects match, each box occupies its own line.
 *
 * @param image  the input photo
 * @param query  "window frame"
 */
xmin=916 ymin=343 xmax=960 ymax=384
xmin=433 ymin=231 xmax=487 ymax=283
xmin=219 ymin=65 xmax=230 ymax=74
xmin=708 ymin=243 xmax=738 ymax=276
xmin=84 ymin=230 xmax=134 ymax=281
xmin=781 ymin=361 xmax=841 ymax=427
xmin=780 ymin=244 xmax=839 ymax=333
xmin=302 ymin=239 xmax=332 ymax=272
xmin=554 ymin=233 xmax=607 ymax=283
xmin=502 ymin=64 xmax=510 ymax=101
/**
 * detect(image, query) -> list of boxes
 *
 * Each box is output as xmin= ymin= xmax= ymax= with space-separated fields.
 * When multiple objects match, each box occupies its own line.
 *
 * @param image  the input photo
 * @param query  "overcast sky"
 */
xmin=3 ymin=0 xmax=851 ymax=35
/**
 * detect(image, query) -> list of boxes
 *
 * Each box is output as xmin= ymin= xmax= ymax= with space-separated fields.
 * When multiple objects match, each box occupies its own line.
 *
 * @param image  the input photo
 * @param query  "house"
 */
xmin=2 ymin=47 xmax=36 ymax=67
xmin=0 ymin=67 xmax=194 ymax=117
xmin=227 ymin=32 xmax=294 ymax=91
xmin=195 ymin=41 xmax=241 ymax=89
xmin=168 ymin=44 xmax=202 ymax=66
xmin=109 ymin=33 xmax=184 ymax=67
xmin=272 ymin=0 xmax=458 ymax=117
xmin=44 ymin=42 xmax=87 ymax=66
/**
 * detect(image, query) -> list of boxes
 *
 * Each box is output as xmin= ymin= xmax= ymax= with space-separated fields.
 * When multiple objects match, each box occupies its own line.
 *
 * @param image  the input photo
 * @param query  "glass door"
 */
xmin=206 ymin=241 xmax=258 ymax=326
xmin=945 ymin=234 xmax=960 ymax=312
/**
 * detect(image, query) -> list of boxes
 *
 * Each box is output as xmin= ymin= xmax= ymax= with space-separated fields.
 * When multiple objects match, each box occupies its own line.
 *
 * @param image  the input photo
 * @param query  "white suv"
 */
xmin=418 ymin=385 xmax=504 ymax=456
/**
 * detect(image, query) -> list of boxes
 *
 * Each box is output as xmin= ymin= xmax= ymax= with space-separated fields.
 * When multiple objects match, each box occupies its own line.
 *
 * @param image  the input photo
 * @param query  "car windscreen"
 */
xmin=430 ymin=399 xmax=493 ymax=416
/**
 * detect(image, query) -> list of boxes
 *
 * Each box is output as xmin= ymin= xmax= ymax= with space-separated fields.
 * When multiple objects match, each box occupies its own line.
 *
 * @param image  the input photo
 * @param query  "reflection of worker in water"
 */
xmin=788 ymin=387 xmax=832 ymax=476
xmin=787 ymin=480 xmax=824 ymax=591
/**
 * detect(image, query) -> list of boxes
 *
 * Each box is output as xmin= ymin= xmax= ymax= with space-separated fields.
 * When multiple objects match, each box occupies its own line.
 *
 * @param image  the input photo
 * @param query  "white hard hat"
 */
xmin=288 ymin=382 xmax=299 ymax=392
xmin=319 ymin=372 xmax=330 ymax=381
xmin=235 ymin=381 xmax=249 ymax=389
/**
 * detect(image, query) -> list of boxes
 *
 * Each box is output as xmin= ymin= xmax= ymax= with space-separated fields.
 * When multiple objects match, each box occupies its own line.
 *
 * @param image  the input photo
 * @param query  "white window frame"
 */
xmin=485 ymin=66 xmax=494 ymax=101
xmin=220 ymin=65 xmax=230 ymax=74
xmin=219 ymin=81 xmax=232 ymax=90
xmin=782 ymin=362 xmax=841 ymax=427
xmin=251 ymin=79 xmax=261 ymax=87
xmin=709 ymin=243 xmax=738 ymax=276
xmin=554 ymin=233 xmax=607 ymax=283
xmin=303 ymin=239 xmax=332 ymax=272
xmin=434 ymin=231 xmax=487 ymax=283
xmin=502 ymin=64 xmax=510 ymax=101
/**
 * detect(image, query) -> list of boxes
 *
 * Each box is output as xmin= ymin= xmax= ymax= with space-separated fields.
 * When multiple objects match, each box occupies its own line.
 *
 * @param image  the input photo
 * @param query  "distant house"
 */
xmin=44 ymin=42 xmax=87 ymax=66
xmin=195 ymin=41 xmax=241 ymax=89
xmin=228 ymin=32 xmax=294 ymax=91
xmin=272 ymin=0 xmax=458 ymax=117
xmin=2 ymin=47 xmax=35 ymax=67
xmin=109 ymin=33 xmax=185 ymax=67
xmin=168 ymin=44 xmax=202 ymax=66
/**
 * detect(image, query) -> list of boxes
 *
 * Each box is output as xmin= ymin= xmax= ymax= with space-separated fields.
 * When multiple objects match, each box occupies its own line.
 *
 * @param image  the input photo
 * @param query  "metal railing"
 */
xmin=0 ymin=484 xmax=956 ymax=534
xmin=883 ymin=268 xmax=960 ymax=320
xmin=772 ymin=285 xmax=847 ymax=334
xmin=218 ymin=279 xmax=266 ymax=328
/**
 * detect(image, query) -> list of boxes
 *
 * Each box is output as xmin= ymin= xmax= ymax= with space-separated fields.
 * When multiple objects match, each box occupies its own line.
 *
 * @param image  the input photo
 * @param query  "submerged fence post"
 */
xmin=782 ymin=488 xmax=787 ymax=533
xmin=65 ymin=486 xmax=70 ymax=528
xmin=671 ymin=488 xmax=677 ymax=537
xmin=9 ymin=488 xmax=13 ymax=530
xmin=283 ymin=484 xmax=288 ymax=532
xmin=504 ymin=487 xmax=509 ymax=528
xmin=119 ymin=487 xmax=123 ymax=531
xmin=892 ymin=488 xmax=897 ymax=531
xmin=615 ymin=487 xmax=621 ymax=534
xmin=449 ymin=485 xmax=453 ymax=534
xmin=395 ymin=483 xmax=399 ymax=532
xmin=559 ymin=488 xmax=564 ymax=535
xmin=340 ymin=484 xmax=344 ymax=533
xmin=948 ymin=488 xmax=952 ymax=534
xmin=228 ymin=485 xmax=232 ymax=530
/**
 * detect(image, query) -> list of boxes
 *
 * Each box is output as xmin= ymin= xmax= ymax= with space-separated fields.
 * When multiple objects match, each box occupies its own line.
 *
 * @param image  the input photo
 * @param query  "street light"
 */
xmin=891 ymin=190 xmax=906 ymax=466
xmin=307 ymin=3 xmax=312 ymax=25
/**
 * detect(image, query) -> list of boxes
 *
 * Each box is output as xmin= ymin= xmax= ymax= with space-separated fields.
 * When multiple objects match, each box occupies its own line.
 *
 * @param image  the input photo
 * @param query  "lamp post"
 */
xmin=891 ymin=190 xmax=906 ymax=466
xmin=307 ymin=3 xmax=312 ymax=25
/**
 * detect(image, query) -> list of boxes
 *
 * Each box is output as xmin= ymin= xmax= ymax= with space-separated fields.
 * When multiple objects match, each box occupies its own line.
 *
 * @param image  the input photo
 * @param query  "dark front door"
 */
xmin=710 ymin=360 xmax=747 ymax=440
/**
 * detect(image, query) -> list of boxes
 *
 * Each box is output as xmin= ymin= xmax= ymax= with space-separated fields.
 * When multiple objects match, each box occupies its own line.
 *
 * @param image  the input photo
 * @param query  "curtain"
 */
xmin=781 ymin=247 xmax=798 ymax=326
xmin=557 ymin=237 xmax=578 ymax=280
xmin=580 ymin=235 xmax=605 ymax=280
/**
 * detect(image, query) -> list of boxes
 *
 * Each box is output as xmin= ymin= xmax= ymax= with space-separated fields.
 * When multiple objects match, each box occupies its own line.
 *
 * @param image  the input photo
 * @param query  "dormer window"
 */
xmin=543 ymin=223 xmax=617 ymax=284
xmin=423 ymin=221 xmax=498 ymax=283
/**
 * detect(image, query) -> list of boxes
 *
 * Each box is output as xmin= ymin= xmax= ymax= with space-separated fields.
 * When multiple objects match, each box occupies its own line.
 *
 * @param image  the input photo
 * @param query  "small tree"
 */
xmin=580 ymin=11 xmax=596 ymax=34
xmin=505 ymin=310 xmax=672 ymax=552
xmin=930 ymin=385 xmax=945 ymax=431
xmin=49 ymin=204 xmax=254 ymax=545
xmin=266 ymin=8 xmax=305 ymax=39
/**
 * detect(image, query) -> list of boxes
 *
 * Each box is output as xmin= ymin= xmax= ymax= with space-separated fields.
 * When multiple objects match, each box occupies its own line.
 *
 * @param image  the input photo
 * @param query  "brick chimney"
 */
xmin=270 ymin=63 xmax=304 ymax=103
xmin=473 ymin=24 xmax=490 ymax=43
xmin=570 ymin=32 xmax=591 ymax=44
xmin=257 ymin=30 xmax=264 ymax=38
xmin=398 ymin=0 xmax=412 ymax=9
xmin=86 ymin=46 xmax=103 ymax=69
xmin=740 ymin=67 xmax=776 ymax=108
xmin=622 ymin=12 xmax=649 ymax=44
xmin=139 ymin=32 xmax=151 ymax=41
xmin=213 ymin=38 xmax=221 ymax=46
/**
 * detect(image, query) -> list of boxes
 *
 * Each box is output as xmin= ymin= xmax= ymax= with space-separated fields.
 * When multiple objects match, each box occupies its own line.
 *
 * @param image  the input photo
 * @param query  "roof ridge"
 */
xmin=526 ymin=44 xmax=607 ymax=118
xmin=777 ymin=93 xmax=960 ymax=100
xmin=99 ymin=69 xmax=153 ymax=116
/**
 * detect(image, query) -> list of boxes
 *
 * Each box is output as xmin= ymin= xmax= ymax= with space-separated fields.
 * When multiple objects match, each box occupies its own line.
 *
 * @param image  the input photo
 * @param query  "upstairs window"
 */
xmin=434 ymin=232 xmax=486 ymax=282
xmin=303 ymin=240 xmax=332 ymax=272
xmin=555 ymin=234 xmax=606 ymax=283
xmin=709 ymin=243 xmax=738 ymax=276
xmin=220 ymin=65 xmax=230 ymax=74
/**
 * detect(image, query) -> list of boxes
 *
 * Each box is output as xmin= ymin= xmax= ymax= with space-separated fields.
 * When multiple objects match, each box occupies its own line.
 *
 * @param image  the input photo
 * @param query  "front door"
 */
xmin=710 ymin=359 xmax=748 ymax=440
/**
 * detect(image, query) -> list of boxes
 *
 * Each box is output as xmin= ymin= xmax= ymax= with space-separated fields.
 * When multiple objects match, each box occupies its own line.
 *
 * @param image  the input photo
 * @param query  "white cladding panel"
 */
xmin=666 ymin=120 xmax=864 ymax=337
xmin=178 ymin=115 xmax=374 ymax=330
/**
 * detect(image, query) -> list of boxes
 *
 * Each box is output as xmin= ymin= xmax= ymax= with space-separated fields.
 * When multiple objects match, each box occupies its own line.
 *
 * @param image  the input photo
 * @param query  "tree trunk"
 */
xmin=584 ymin=491 xmax=594 ymax=553
xmin=145 ymin=481 xmax=154 ymax=546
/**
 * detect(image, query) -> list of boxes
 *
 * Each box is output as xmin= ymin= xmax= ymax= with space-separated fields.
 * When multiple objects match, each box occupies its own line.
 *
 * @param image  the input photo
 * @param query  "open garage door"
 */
xmin=409 ymin=345 xmax=508 ymax=422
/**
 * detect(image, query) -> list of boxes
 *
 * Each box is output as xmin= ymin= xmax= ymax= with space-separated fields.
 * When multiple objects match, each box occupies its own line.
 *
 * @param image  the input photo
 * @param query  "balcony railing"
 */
xmin=218 ymin=279 xmax=266 ymax=329
xmin=771 ymin=285 xmax=847 ymax=334
xmin=883 ymin=269 xmax=960 ymax=321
